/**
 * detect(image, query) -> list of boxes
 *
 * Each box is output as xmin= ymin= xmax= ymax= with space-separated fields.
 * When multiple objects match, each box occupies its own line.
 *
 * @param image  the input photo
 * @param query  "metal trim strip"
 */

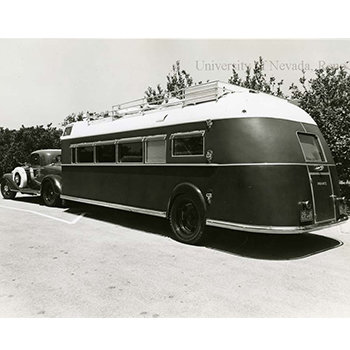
xmin=117 ymin=136 xmax=145 ymax=144
xmin=62 ymin=162 xmax=336 ymax=167
xmin=206 ymin=217 xmax=347 ymax=234
xmin=169 ymin=130 xmax=206 ymax=139
xmin=144 ymin=134 xmax=167 ymax=141
xmin=61 ymin=195 xmax=167 ymax=218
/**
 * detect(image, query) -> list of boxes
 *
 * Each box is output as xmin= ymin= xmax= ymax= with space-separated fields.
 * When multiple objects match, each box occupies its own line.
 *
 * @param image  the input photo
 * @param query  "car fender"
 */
xmin=40 ymin=174 xmax=62 ymax=195
xmin=166 ymin=182 xmax=207 ymax=218
xmin=1 ymin=174 xmax=20 ymax=192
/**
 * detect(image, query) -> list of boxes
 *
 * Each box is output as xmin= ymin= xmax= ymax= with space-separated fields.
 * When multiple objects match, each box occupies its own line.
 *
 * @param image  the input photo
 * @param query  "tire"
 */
xmin=12 ymin=167 xmax=27 ymax=188
xmin=169 ymin=193 xmax=206 ymax=245
xmin=1 ymin=179 xmax=17 ymax=200
xmin=41 ymin=181 xmax=60 ymax=207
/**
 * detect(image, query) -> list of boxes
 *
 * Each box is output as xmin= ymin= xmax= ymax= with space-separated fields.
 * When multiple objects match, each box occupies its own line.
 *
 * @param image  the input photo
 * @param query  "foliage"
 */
xmin=62 ymin=111 xmax=85 ymax=126
xmin=0 ymin=124 xmax=62 ymax=178
xmin=290 ymin=66 xmax=350 ymax=181
xmin=61 ymin=111 xmax=110 ymax=126
xmin=145 ymin=60 xmax=194 ymax=104
xmin=166 ymin=60 xmax=193 ymax=98
xmin=145 ymin=84 xmax=166 ymax=105
xmin=228 ymin=56 xmax=285 ymax=97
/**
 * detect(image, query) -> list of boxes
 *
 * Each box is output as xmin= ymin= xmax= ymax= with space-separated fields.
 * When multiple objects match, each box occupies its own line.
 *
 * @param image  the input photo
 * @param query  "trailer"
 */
xmin=59 ymin=81 xmax=347 ymax=244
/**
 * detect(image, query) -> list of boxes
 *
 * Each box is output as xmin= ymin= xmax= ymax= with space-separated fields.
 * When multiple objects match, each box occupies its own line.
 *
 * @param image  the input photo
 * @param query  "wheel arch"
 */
xmin=166 ymin=182 xmax=207 ymax=219
xmin=40 ymin=174 xmax=62 ymax=196
xmin=1 ymin=174 xmax=19 ymax=191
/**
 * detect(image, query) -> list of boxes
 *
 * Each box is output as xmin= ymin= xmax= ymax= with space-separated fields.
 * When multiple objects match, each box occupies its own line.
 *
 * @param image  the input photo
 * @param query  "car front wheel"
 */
xmin=1 ymin=179 xmax=17 ymax=200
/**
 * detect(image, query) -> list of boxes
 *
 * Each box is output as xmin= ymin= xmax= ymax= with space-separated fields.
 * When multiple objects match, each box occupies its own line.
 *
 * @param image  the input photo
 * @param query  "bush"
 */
xmin=0 ymin=124 xmax=62 ymax=178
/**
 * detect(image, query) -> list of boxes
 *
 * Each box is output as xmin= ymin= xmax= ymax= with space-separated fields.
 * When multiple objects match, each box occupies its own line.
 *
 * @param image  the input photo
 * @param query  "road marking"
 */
xmin=0 ymin=205 xmax=85 ymax=225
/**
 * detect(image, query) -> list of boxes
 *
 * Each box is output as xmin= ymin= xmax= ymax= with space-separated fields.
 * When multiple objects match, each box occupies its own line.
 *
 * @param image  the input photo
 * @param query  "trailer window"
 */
xmin=118 ymin=142 xmax=143 ymax=162
xmin=145 ymin=138 xmax=166 ymax=163
xmin=77 ymin=146 xmax=94 ymax=163
xmin=96 ymin=144 xmax=116 ymax=163
xmin=172 ymin=134 xmax=204 ymax=156
xmin=298 ymin=133 xmax=325 ymax=162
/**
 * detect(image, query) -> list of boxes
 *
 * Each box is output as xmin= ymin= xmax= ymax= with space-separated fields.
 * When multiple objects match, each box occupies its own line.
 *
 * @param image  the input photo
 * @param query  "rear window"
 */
xmin=298 ymin=133 xmax=325 ymax=162
xmin=30 ymin=153 xmax=41 ymax=166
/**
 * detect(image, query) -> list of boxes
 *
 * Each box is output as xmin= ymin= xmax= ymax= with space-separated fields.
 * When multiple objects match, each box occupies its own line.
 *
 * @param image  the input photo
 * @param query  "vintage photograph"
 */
xmin=0 ymin=38 xmax=349 ymax=319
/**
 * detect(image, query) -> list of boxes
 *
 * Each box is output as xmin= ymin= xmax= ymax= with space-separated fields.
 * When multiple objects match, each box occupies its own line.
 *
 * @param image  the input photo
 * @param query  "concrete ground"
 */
xmin=0 ymin=193 xmax=349 ymax=317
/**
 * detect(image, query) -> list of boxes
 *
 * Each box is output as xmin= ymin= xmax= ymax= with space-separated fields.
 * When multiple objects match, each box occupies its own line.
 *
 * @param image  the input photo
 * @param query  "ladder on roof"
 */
xmin=110 ymin=80 xmax=235 ymax=119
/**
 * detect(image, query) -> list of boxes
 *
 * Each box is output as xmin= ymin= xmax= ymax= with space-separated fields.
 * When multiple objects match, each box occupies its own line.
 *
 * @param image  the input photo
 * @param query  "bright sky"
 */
xmin=0 ymin=39 xmax=349 ymax=129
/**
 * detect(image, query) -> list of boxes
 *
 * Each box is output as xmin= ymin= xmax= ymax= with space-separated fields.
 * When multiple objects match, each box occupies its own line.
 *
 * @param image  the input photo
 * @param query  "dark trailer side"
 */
xmin=60 ymin=81 xmax=347 ymax=244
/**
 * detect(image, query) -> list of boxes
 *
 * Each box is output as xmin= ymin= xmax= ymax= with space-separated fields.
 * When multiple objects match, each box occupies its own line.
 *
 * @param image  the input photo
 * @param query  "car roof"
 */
xmin=31 ymin=149 xmax=61 ymax=156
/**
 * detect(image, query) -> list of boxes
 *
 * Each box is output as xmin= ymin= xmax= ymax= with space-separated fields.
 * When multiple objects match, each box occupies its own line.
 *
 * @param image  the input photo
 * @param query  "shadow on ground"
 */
xmin=58 ymin=201 xmax=343 ymax=261
xmin=10 ymin=196 xmax=343 ymax=260
xmin=14 ymin=195 xmax=44 ymax=205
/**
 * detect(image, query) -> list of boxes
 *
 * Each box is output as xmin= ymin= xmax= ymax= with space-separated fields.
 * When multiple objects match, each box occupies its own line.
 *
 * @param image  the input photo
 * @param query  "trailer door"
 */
xmin=298 ymin=133 xmax=336 ymax=223
xmin=310 ymin=170 xmax=335 ymax=223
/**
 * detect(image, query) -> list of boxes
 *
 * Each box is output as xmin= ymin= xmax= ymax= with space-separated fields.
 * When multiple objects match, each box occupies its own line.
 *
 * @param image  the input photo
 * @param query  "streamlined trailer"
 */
xmin=60 ymin=81 xmax=347 ymax=244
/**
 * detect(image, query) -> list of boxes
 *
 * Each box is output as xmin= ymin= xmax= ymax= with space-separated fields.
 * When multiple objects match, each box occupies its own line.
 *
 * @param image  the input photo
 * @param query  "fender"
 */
xmin=1 ymin=173 xmax=20 ymax=192
xmin=40 ymin=174 xmax=62 ymax=195
xmin=166 ymin=182 xmax=207 ymax=218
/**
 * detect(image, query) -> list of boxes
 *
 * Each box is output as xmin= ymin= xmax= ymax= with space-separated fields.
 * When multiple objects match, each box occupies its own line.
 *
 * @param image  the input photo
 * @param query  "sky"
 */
xmin=0 ymin=39 xmax=349 ymax=129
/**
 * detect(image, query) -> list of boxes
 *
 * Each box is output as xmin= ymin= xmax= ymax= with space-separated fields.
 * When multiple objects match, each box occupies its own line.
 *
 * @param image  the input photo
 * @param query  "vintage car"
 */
xmin=0 ymin=149 xmax=62 ymax=207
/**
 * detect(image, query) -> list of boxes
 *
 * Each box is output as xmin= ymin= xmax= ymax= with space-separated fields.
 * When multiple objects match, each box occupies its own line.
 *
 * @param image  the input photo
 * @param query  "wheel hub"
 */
xmin=178 ymin=201 xmax=199 ymax=234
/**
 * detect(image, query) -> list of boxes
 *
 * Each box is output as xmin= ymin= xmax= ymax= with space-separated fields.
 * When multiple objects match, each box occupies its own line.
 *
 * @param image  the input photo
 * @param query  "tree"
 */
xmin=145 ymin=84 xmax=166 ymax=105
xmin=166 ymin=60 xmax=193 ymax=98
xmin=61 ymin=111 xmax=85 ymax=126
xmin=228 ymin=56 xmax=285 ymax=97
xmin=144 ymin=60 xmax=194 ymax=104
xmin=0 ymin=124 xmax=62 ymax=178
xmin=290 ymin=66 xmax=350 ymax=181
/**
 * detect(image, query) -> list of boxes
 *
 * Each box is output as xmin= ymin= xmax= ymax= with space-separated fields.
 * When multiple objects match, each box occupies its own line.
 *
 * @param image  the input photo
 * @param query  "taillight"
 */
xmin=299 ymin=200 xmax=314 ymax=224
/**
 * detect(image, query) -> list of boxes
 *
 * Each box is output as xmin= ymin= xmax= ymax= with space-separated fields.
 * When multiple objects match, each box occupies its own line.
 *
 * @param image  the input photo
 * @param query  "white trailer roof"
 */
xmin=61 ymin=81 xmax=316 ymax=140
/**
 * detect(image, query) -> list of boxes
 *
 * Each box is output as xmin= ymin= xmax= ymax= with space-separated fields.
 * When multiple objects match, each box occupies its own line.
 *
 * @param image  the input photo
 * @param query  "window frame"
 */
xmin=74 ymin=142 xmax=95 ymax=164
xmin=117 ymin=137 xmax=144 ymax=163
xmin=170 ymin=130 xmax=205 ymax=158
xmin=297 ymin=132 xmax=327 ymax=163
xmin=95 ymin=140 xmax=117 ymax=164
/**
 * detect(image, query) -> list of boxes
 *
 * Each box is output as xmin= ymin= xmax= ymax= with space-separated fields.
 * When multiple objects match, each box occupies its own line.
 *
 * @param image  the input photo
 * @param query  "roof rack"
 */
xmin=109 ymin=80 xmax=237 ymax=119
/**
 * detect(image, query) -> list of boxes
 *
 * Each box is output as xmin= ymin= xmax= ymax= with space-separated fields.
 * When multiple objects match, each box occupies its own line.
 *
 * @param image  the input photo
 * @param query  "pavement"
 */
xmin=0 ymin=193 xmax=349 ymax=317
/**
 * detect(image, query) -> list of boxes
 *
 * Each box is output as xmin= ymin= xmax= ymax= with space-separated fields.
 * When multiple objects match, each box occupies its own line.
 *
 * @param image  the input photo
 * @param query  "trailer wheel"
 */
xmin=1 ymin=179 xmax=16 ymax=200
xmin=169 ymin=194 xmax=206 ymax=244
xmin=42 ymin=181 xmax=60 ymax=207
